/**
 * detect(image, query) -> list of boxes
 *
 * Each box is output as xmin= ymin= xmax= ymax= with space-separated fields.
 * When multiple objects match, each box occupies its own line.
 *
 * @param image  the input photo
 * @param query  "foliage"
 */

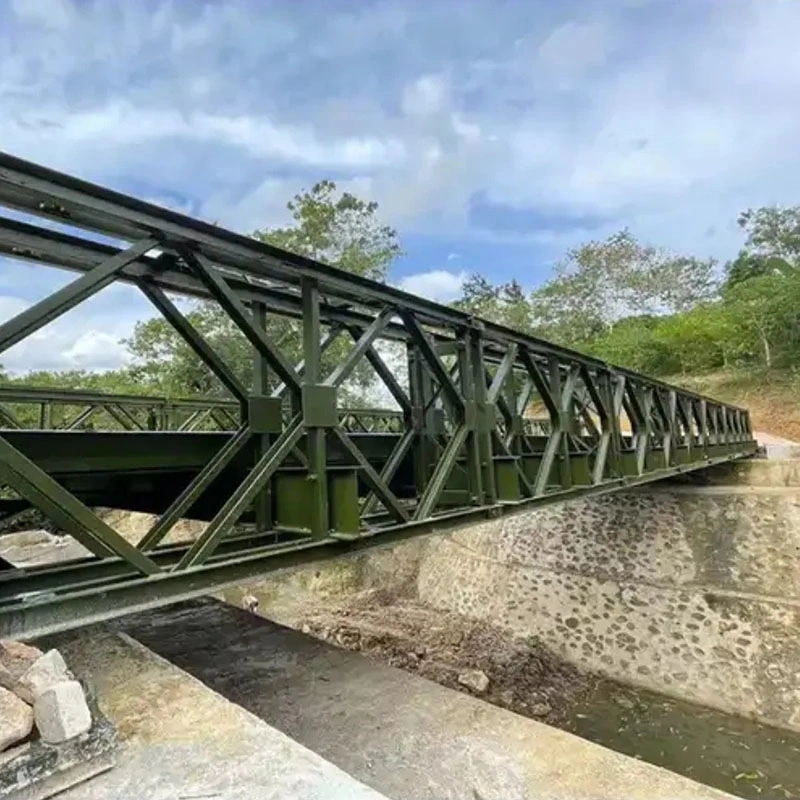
xmin=528 ymin=230 xmax=718 ymax=345
xmin=723 ymin=251 xmax=793 ymax=289
xmin=123 ymin=181 xmax=401 ymax=398
xmin=722 ymin=273 xmax=800 ymax=368
xmin=738 ymin=206 xmax=800 ymax=263
xmin=1 ymin=369 xmax=148 ymax=394
xmin=11 ymin=190 xmax=800 ymax=397
xmin=253 ymin=180 xmax=401 ymax=281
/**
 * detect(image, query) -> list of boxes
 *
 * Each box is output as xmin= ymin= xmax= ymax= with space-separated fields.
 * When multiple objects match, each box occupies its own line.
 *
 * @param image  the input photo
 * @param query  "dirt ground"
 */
xmin=289 ymin=589 xmax=601 ymax=726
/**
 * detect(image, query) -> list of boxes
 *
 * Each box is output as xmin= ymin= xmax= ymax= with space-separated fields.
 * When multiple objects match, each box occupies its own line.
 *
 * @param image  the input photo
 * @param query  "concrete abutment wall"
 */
xmin=235 ymin=459 xmax=800 ymax=732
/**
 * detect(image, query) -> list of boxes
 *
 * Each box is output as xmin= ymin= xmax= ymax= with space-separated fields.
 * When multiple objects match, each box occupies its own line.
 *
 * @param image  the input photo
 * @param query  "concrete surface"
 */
xmin=228 ymin=458 xmax=800 ymax=733
xmin=49 ymin=628 xmax=388 ymax=800
xmin=120 ymin=599 xmax=736 ymax=800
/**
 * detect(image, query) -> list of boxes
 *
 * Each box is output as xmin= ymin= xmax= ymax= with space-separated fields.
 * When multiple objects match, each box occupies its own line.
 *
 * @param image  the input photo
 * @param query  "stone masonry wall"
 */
xmin=415 ymin=462 xmax=800 ymax=731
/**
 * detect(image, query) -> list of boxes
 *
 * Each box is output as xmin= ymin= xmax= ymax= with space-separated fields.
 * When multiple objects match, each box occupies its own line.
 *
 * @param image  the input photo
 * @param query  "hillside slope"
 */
xmin=673 ymin=369 xmax=800 ymax=442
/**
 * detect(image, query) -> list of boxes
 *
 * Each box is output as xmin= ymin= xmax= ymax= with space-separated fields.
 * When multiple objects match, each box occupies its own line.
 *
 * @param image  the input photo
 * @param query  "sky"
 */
xmin=2 ymin=0 xmax=800 ymax=373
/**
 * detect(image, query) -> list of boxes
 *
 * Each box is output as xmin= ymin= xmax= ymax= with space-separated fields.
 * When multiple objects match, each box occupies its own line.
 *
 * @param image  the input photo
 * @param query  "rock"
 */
xmin=612 ymin=692 xmax=636 ymax=710
xmin=0 ymin=663 xmax=32 ymax=704
xmin=34 ymin=680 xmax=92 ymax=744
xmin=19 ymin=649 xmax=71 ymax=700
xmin=528 ymin=702 xmax=552 ymax=717
xmin=0 ymin=640 xmax=42 ymax=679
xmin=499 ymin=689 xmax=516 ymax=707
xmin=0 ymin=686 xmax=33 ymax=751
xmin=242 ymin=594 xmax=259 ymax=613
xmin=457 ymin=669 xmax=490 ymax=694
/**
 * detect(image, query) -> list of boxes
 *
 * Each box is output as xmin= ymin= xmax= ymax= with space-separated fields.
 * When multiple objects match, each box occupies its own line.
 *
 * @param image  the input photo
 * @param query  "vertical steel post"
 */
xmin=550 ymin=358 xmax=573 ymax=489
xmin=302 ymin=278 xmax=328 ymax=537
xmin=457 ymin=333 xmax=483 ymax=504
xmin=39 ymin=402 xmax=52 ymax=430
xmin=252 ymin=300 xmax=273 ymax=533
xmin=408 ymin=343 xmax=436 ymax=496
xmin=468 ymin=328 xmax=494 ymax=504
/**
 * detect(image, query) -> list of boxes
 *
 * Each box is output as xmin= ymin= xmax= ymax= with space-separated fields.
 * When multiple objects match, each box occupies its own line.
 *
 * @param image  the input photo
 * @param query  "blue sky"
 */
xmin=2 ymin=0 xmax=800 ymax=372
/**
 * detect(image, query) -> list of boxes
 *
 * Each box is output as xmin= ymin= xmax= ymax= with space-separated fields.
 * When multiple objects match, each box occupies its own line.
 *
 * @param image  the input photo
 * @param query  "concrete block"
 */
xmin=19 ymin=650 xmax=70 ymax=701
xmin=34 ymin=681 xmax=91 ymax=744
xmin=0 ymin=686 xmax=33 ymax=751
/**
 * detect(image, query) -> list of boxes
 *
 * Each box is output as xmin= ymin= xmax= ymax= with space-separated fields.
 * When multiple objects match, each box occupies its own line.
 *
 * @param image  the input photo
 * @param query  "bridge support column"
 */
xmin=252 ymin=301 xmax=273 ymax=534
xmin=301 ymin=278 xmax=329 ymax=538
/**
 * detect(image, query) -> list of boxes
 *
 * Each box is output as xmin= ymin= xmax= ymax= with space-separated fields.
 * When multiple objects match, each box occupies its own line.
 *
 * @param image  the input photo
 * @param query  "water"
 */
xmin=565 ymin=681 xmax=800 ymax=799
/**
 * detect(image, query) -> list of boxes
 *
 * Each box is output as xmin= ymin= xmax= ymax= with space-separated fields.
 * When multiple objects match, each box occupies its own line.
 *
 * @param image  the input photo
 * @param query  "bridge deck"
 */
xmin=0 ymin=153 xmax=757 ymax=637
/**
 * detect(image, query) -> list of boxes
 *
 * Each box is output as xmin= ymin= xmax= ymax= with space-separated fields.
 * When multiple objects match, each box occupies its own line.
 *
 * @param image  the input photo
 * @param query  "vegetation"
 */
xmin=457 ymin=207 xmax=800 ymax=381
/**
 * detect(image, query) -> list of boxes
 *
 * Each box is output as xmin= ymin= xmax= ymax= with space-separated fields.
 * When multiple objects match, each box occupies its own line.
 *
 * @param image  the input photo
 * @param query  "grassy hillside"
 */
xmin=671 ymin=368 xmax=800 ymax=442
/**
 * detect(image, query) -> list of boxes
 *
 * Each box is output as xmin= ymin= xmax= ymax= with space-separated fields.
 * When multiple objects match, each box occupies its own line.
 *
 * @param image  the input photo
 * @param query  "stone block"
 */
xmin=457 ymin=669 xmax=489 ymax=694
xmin=34 ymin=681 xmax=91 ymax=744
xmin=0 ymin=686 xmax=33 ymax=751
xmin=19 ymin=650 xmax=70 ymax=701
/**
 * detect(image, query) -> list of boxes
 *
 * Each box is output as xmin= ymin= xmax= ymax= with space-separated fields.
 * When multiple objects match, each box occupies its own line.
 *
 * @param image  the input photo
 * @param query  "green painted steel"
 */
xmin=0 ymin=153 xmax=758 ymax=638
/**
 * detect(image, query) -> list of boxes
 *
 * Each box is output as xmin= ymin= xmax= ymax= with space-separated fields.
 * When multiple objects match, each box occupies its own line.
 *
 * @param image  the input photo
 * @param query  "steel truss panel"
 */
xmin=0 ymin=154 xmax=758 ymax=637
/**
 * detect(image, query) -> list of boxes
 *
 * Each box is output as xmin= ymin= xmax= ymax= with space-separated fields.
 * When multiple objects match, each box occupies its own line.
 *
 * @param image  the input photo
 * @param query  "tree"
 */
xmin=453 ymin=273 xmax=501 ymax=320
xmin=646 ymin=255 xmax=718 ymax=313
xmin=254 ymin=180 xmax=400 ymax=281
xmin=125 ymin=182 xmax=401 ymax=397
xmin=499 ymin=280 xmax=533 ymax=333
xmin=125 ymin=309 xmax=256 ymax=396
xmin=724 ymin=250 xmax=794 ymax=290
xmin=652 ymin=307 xmax=728 ymax=375
xmin=587 ymin=315 xmax=670 ymax=374
xmin=529 ymin=230 xmax=719 ymax=347
xmin=738 ymin=206 xmax=800 ymax=264
xmin=723 ymin=273 xmax=800 ymax=368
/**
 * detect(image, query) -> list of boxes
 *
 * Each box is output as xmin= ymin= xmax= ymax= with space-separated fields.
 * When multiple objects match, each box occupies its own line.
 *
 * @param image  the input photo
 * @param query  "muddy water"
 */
xmin=565 ymin=682 xmax=800 ymax=800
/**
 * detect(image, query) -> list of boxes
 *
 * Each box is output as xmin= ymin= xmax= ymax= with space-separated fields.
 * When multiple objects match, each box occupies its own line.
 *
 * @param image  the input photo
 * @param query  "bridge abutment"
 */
xmin=233 ymin=459 xmax=800 ymax=733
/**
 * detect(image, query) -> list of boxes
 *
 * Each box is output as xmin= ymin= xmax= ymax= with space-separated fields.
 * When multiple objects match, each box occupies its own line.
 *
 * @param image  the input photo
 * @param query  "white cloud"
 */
xmin=0 ymin=280 xmax=150 ymax=375
xmin=3 ymin=104 xmax=406 ymax=171
xmin=536 ymin=21 xmax=613 ymax=80
xmin=402 ymin=73 xmax=449 ymax=116
xmin=397 ymin=270 xmax=466 ymax=302
xmin=3 ymin=0 xmax=800 ymax=376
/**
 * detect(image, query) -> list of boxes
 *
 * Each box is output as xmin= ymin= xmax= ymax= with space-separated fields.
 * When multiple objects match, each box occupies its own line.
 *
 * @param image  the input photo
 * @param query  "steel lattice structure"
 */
xmin=0 ymin=154 xmax=757 ymax=638
xmin=0 ymin=385 xmax=407 ymax=433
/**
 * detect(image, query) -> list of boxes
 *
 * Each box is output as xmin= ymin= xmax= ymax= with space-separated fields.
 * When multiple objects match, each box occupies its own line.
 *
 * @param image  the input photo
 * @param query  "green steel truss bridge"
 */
xmin=0 ymin=154 xmax=757 ymax=638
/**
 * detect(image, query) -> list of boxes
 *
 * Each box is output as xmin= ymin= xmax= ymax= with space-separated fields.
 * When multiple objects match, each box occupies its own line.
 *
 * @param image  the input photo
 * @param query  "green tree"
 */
xmin=723 ymin=250 xmax=794 ymax=290
xmin=499 ymin=279 xmax=533 ymax=333
xmin=125 ymin=182 xmax=401 ymax=397
xmin=722 ymin=273 xmax=800 ymax=368
xmin=529 ymin=230 xmax=718 ymax=346
xmin=588 ymin=316 xmax=670 ymax=374
xmin=254 ymin=180 xmax=400 ymax=280
xmin=453 ymin=273 xmax=501 ymax=320
xmin=652 ymin=307 xmax=728 ymax=375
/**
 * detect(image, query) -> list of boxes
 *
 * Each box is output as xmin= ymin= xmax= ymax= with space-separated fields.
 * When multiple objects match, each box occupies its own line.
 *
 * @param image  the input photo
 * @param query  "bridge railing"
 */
xmin=0 ymin=385 xmax=405 ymax=433
xmin=0 ymin=153 xmax=758 ymax=637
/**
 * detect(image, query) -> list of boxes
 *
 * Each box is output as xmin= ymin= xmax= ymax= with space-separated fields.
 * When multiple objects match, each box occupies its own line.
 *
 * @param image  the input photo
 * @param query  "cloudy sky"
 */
xmin=2 ymin=0 xmax=800 ymax=373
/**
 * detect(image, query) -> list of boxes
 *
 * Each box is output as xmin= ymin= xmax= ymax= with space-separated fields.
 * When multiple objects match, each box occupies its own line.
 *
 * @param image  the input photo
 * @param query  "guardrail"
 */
xmin=0 ymin=385 xmax=405 ymax=433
